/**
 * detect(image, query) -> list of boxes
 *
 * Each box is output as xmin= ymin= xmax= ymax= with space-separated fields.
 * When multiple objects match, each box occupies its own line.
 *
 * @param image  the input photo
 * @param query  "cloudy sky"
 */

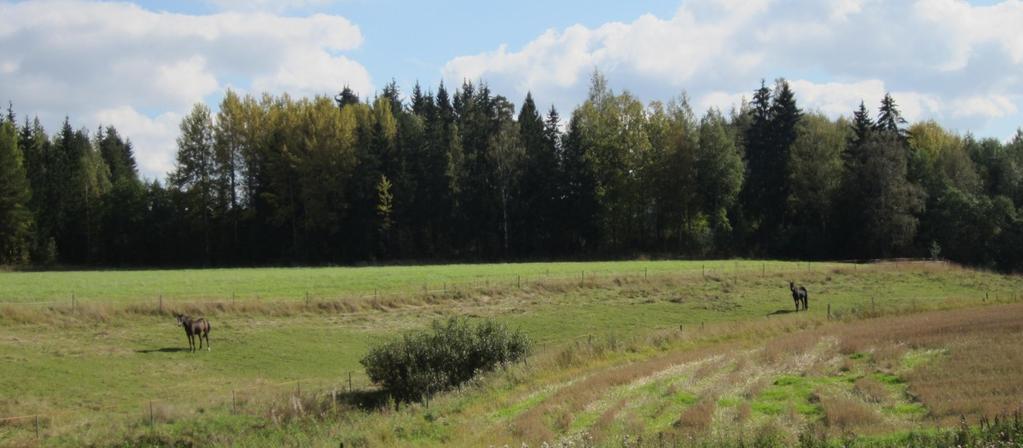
xmin=1 ymin=0 xmax=1021 ymax=179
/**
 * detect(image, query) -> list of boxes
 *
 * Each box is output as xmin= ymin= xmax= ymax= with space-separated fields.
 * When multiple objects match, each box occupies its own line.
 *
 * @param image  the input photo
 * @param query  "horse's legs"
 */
xmin=197 ymin=331 xmax=203 ymax=350
xmin=188 ymin=333 xmax=195 ymax=352
xmin=205 ymin=331 xmax=211 ymax=351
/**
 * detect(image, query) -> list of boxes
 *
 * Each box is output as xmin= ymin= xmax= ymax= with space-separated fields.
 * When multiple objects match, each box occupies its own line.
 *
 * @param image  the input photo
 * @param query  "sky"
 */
xmin=1 ymin=0 xmax=1021 ymax=180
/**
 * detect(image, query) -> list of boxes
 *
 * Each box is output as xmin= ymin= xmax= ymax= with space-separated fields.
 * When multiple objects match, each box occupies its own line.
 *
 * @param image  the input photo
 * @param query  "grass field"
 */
xmin=0 ymin=260 xmax=841 ymax=304
xmin=1 ymin=260 xmax=1022 ymax=446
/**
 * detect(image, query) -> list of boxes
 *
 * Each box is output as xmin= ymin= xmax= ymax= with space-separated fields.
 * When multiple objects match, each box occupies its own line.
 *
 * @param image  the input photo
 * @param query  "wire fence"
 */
xmin=0 ymin=259 xmax=925 ymax=312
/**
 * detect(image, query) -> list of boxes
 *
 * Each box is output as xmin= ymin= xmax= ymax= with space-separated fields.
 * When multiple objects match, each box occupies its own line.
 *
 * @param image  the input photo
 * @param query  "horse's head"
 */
xmin=788 ymin=281 xmax=795 ymax=290
xmin=174 ymin=313 xmax=187 ymax=324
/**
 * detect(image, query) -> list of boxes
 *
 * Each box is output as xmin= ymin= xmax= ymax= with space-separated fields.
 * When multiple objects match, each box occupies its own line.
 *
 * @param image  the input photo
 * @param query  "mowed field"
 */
xmin=1 ymin=260 xmax=1022 ymax=446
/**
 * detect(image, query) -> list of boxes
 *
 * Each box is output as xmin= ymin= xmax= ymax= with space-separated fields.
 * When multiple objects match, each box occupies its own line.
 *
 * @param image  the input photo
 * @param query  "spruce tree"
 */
xmin=515 ymin=92 xmax=557 ymax=255
xmin=335 ymin=86 xmax=360 ymax=109
xmin=875 ymin=93 xmax=907 ymax=141
xmin=0 ymin=121 xmax=34 ymax=264
xmin=170 ymin=103 xmax=217 ymax=264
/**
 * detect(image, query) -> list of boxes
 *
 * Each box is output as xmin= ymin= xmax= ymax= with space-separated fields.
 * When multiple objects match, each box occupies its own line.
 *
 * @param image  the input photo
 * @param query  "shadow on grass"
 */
xmin=335 ymin=388 xmax=392 ymax=410
xmin=136 ymin=347 xmax=191 ymax=354
xmin=766 ymin=309 xmax=799 ymax=316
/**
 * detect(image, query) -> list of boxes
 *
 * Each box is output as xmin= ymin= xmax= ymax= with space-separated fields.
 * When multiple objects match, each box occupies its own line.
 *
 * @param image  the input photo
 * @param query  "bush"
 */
xmin=360 ymin=317 xmax=530 ymax=403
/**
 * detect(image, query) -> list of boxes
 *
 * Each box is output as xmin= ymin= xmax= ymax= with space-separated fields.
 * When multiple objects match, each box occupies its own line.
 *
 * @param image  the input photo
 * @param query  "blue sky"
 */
xmin=1 ymin=0 xmax=1021 ymax=179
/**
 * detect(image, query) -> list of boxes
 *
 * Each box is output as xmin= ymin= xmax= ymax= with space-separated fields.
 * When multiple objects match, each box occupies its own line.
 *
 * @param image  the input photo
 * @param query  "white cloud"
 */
xmin=787 ymin=79 xmax=887 ymax=117
xmin=209 ymin=0 xmax=337 ymax=13
xmin=443 ymin=0 xmax=1023 ymax=138
xmin=950 ymin=95 xmax=1018 ymax=119
xmin=93 ymin=107 xmax=181 ymax=177
xmin=913 ymin=0 xmax=1023 ymax=69
xmin=0 ymin=0 xmax=371 ymax=179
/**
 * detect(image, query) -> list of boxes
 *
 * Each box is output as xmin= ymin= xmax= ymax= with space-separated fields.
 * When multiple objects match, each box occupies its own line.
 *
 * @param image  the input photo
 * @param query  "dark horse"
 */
xmin=789 ymin=281 xmax=809 ymax=311
xmin=174 ymin=313 xmax=211 ymax=352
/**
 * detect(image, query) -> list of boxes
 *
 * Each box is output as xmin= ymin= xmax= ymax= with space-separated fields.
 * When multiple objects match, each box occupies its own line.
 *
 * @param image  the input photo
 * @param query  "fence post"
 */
xmin=35 ymin=415 xmax=40 ymax=439
xmin=348 ymin=371 xmax=352 ymax=393
xmin=232 ymin=390 xmax=237 ymax=413
xmin=71 ymin=292 xmax=76 ymax=312
xmin=827 ymin=304 xmax=832 ymax=321
xmin=517 ymin=275 xmax=521 ymax=289
xmin=158 ymin=295 xmax=163 ymax=313
xmin=644 ymin=268 xmax=648 ymax=280
xmin=149 ymin=400 xmax=154 ymax=428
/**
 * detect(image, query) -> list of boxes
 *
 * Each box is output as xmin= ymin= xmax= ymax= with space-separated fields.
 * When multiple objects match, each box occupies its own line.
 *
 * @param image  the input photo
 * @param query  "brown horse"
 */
xmin=789 ymin=281 xmax=809 ymax=311
xmin=174 ymin=313 xmax=211 ymax=352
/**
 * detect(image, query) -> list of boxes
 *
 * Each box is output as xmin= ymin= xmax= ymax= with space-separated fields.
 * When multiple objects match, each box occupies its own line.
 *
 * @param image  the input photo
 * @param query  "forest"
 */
xmin=1 ymin=73 xmax=1021 ymax=269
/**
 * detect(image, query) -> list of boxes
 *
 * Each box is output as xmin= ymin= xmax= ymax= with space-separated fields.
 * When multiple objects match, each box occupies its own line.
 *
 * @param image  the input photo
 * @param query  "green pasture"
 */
xmin=0 ymin=259 xmax=840 ymax=304
xmin=1 ymin=260 xmax=1021 ymax=446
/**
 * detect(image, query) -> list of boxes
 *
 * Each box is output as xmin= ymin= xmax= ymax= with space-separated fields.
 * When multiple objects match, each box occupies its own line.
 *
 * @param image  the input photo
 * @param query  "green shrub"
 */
xmin=360 ymin=317 xmax=530 ymax=403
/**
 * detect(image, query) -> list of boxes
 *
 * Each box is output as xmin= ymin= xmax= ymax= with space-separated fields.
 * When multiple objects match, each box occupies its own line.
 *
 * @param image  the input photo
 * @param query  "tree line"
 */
xmin=2 ymin=73 xmax=1022 ymax=269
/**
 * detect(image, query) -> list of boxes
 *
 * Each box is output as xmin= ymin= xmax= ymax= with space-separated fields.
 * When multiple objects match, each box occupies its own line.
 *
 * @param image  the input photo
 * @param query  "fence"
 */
xmin=0 ymin=259 xmax=920 ymax=313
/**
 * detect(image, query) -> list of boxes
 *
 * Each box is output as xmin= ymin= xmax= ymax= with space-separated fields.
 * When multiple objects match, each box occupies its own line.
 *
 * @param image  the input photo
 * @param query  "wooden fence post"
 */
xmin=149 ymin=400 xmax=154 ymax=428
xmin=348 ymin=372 xmax=352 ymax=393
xmin=35 ymin=415 xmax=40 ymax=439
xmin=827 ymin=304 xmax=832 ymax=321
